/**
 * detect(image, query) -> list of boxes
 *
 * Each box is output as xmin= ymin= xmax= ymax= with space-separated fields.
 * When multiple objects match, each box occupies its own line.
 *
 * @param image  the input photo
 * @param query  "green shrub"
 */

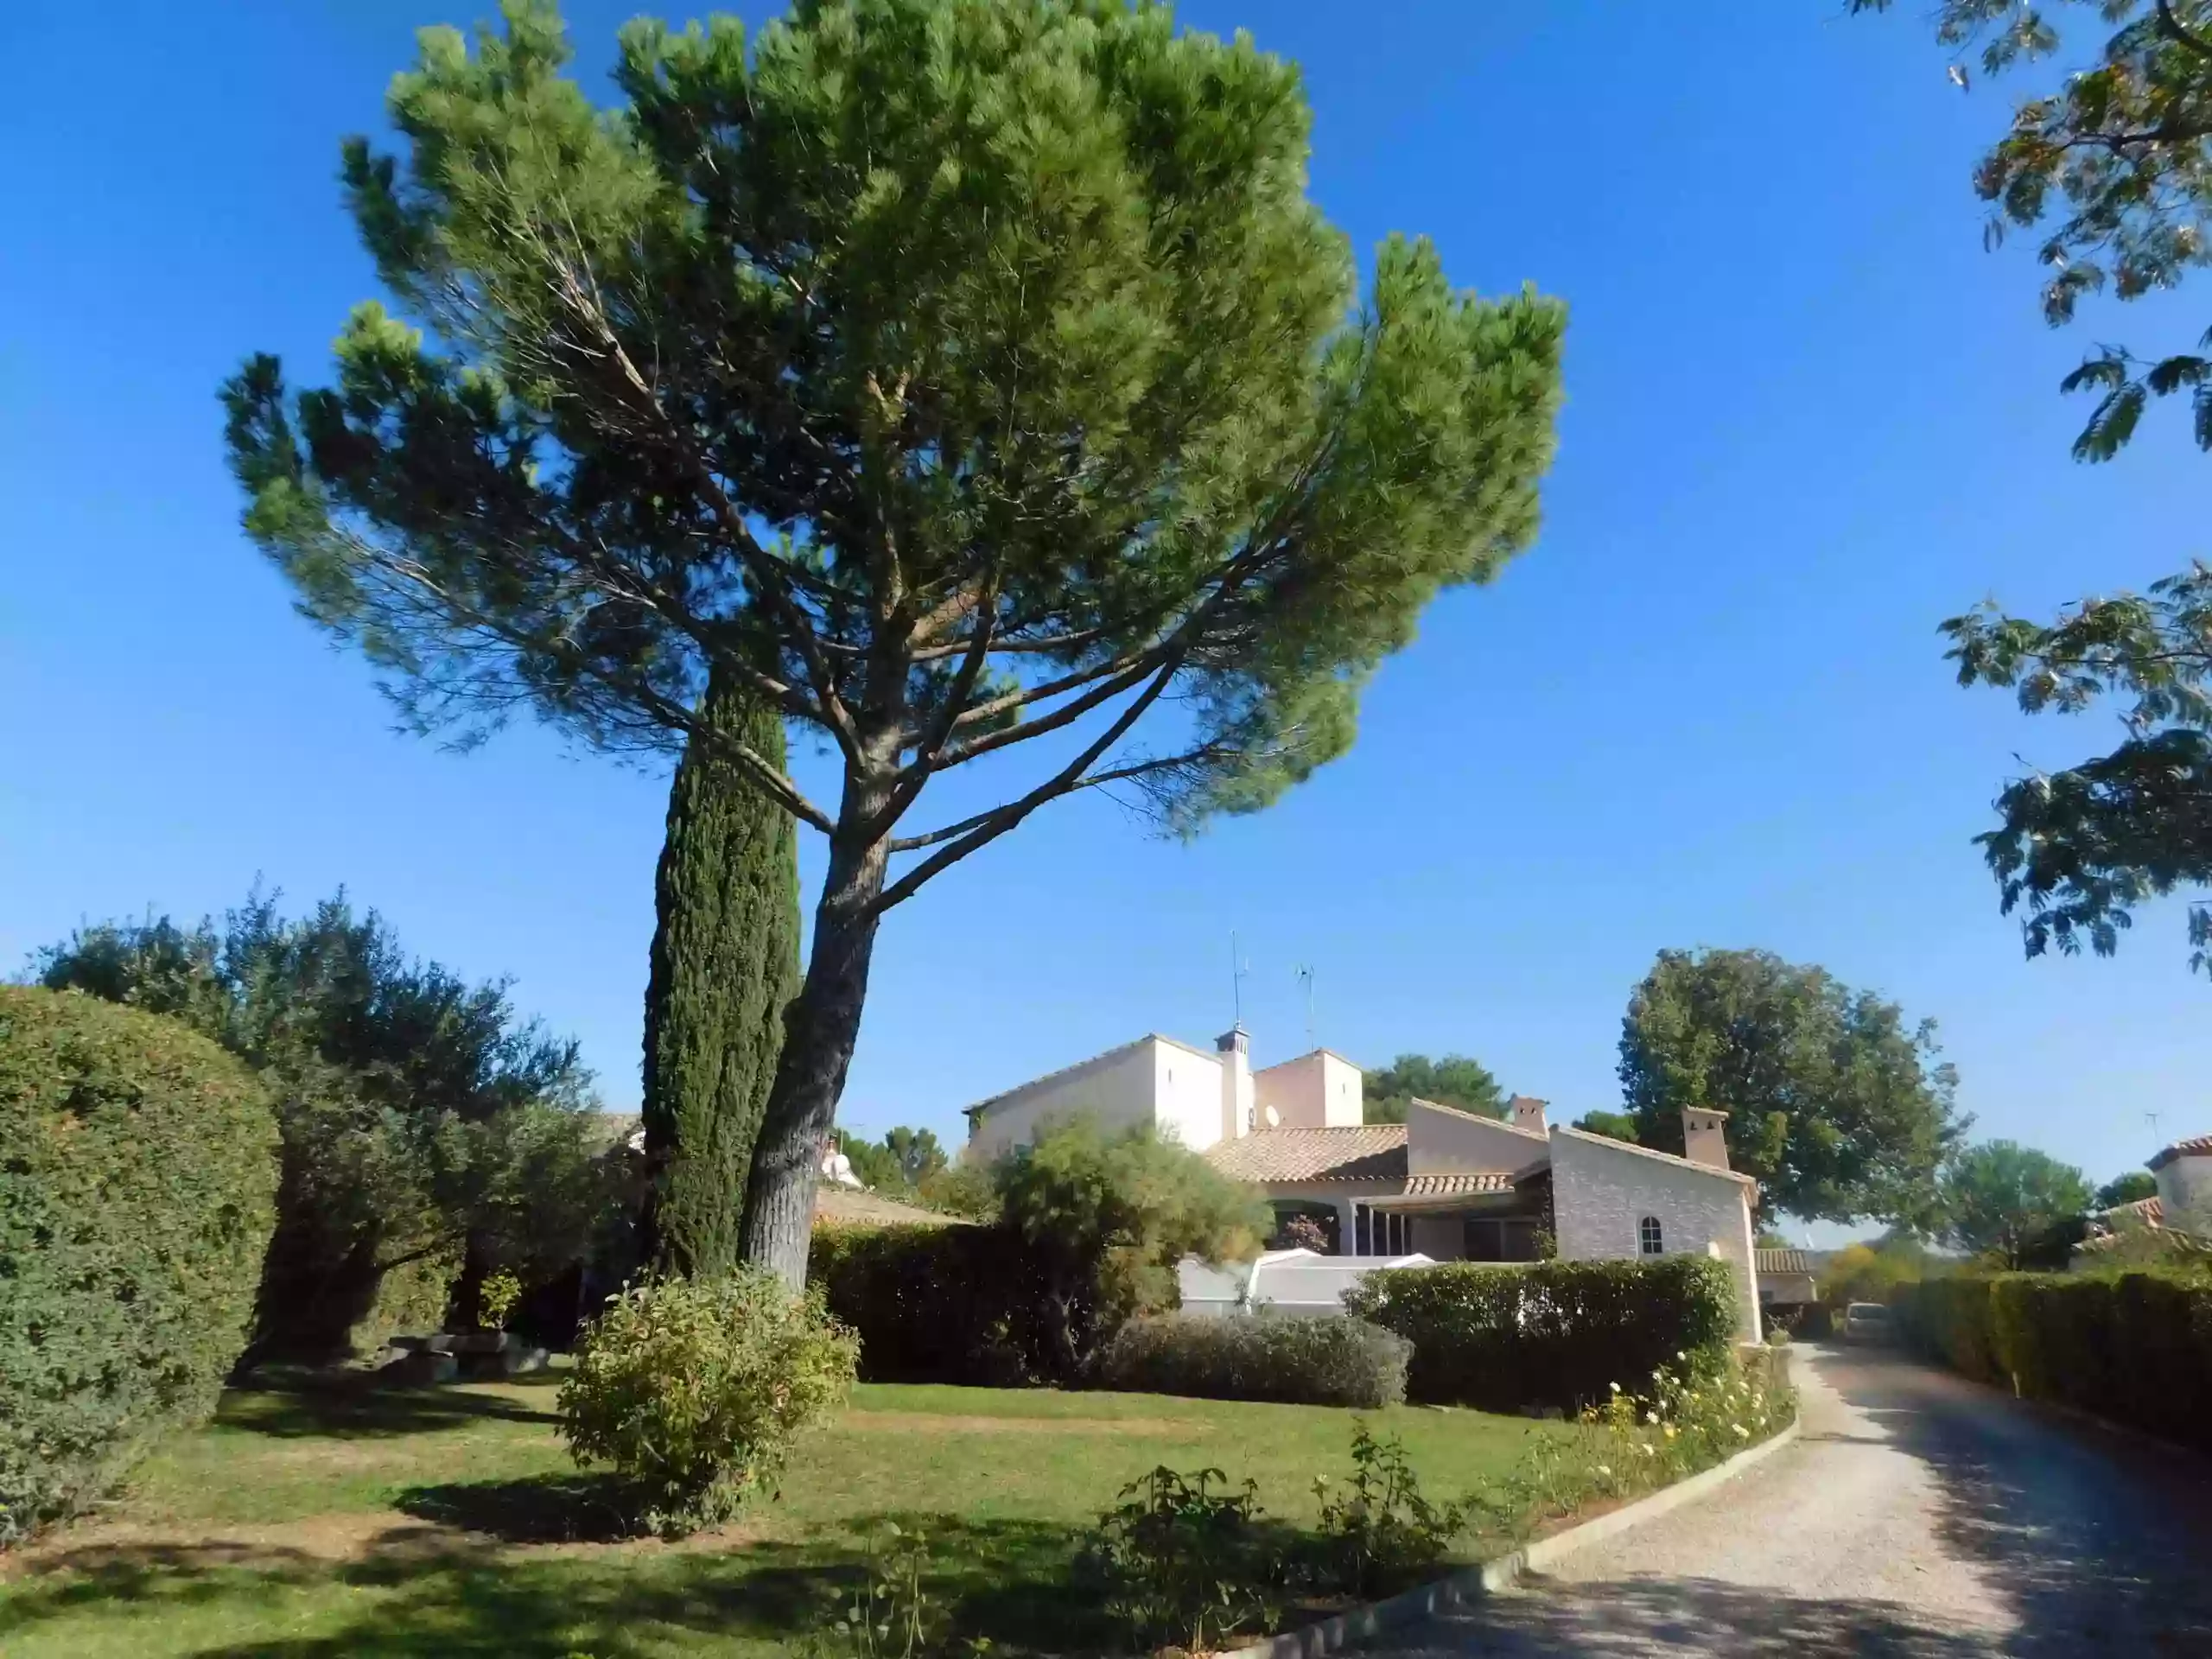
xmin=346 ymin=1248 xmax=460 ymax=1355
xmin=1092 ymin=1313 xmax=1411 ymax=1408
xmin=1313 ymin=1422 xmax=1471 ymax=1596
xmin=810 ymin=1123 xmax=1266 ymax=1389
xmin=813 ymin=1521 xmax=944 ymax=1659
xmin=1342 ymin=1256 xmax=1737 ymax=1412
xmin=1898 ymin=1268 xmax=2212 ymax=1453
xmin=477 ymin=1270 xmax=524 ymax=1331
xmin=0 ymin=988 xmax=279 ymax=1545
xmin=37 ymin=895 xmax=612 ymax=1363
xmin=558 ymin=1268 xmax=859 ymax=1535
xmin=1082 ymin=1465 xmax=1279 ymax=1654
xmin=996 ymin=1121 xmax=1268 ymax=1376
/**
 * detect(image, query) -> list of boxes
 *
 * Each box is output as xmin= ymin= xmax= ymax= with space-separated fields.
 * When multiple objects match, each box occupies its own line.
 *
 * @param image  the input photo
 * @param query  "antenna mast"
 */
xmin=1230 ymin=931 xmax=1249 ymax=1027
xmin=1295 ymin=964 xmax=1316 ymax=1047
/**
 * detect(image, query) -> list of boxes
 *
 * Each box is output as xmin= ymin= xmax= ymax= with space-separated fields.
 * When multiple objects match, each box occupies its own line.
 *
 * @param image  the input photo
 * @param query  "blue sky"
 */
xmin=3 ymin=0 xmax=2205 ymax=1233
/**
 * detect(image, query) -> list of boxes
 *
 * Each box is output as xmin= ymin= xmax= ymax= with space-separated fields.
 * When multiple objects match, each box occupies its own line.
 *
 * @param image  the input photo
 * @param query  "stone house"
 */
xmin=963 ymin=1024 xmax=1764 ymax=1338
xmin=1754 ymin=1248 xmax=1819 ymax=1321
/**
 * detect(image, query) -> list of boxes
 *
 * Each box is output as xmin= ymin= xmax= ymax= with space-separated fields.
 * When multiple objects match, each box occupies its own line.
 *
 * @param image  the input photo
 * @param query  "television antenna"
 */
xmin=1230 ymin=931 xmax=1250 ymax=1027
xmin=1294 ymin=964 xmax=1317 ymax=1047
xmin=2147 ymin=1110 xmax=2164 ymax=1145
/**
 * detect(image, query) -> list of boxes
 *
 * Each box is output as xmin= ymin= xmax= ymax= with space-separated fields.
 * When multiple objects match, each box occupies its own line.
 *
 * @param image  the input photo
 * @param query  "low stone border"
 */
xmin=1212 ymin=1416 xmax=1803 ymax=1659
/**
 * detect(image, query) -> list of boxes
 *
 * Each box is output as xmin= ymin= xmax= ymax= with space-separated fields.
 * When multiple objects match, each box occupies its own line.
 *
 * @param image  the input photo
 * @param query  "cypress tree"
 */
xmin=641 ymin=667 xmax=800 ymax=1278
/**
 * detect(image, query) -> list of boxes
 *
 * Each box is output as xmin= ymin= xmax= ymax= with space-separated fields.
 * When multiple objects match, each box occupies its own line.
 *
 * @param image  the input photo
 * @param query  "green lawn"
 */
xmin=0 ymin=1368 xmax=1574 ymax=1657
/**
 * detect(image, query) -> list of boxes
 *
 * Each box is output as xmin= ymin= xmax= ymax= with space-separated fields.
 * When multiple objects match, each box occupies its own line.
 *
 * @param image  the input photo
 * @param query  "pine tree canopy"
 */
xmin=223 ymin=0 xmax=1565 ymax=884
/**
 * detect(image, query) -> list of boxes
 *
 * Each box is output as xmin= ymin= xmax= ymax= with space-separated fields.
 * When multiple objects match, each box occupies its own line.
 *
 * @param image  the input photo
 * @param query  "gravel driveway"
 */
xmin=1351 ymin=1344 xmax=2212 ymax=1657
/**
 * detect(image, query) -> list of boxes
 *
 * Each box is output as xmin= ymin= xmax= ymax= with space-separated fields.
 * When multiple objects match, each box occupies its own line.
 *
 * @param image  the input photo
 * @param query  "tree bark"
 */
xmin=739 ymin=809 xmax=891 ymax=1288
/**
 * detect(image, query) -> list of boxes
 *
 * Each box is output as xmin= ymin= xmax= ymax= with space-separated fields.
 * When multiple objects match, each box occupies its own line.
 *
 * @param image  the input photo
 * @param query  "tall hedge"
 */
xmin=1894 ymin=1270 xmax=2212 ymax=1453
xmin=0 ymin=988 xmax=279 ymax=1544
xmin=808 ymin=1222 xmax=1046 ymax=1386
xmin=641 ymin=666 xmax=801 ymax=1279
xmin=1342 ymin=1256 xmax=1738 ymax=1412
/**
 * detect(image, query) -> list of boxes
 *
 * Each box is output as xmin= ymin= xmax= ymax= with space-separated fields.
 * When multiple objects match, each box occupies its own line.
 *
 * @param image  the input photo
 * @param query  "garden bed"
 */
xmin=0 ymin=1365 xmax=1575 ymax=1657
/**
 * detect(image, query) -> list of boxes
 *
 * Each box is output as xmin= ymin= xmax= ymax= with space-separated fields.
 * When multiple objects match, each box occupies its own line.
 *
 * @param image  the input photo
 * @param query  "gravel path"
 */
xmin=1351 ymin=1344 xmax=2212 ymax=1657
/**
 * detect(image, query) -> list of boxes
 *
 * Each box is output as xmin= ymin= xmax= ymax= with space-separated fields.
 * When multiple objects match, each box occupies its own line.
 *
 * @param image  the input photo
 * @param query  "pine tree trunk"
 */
xmin=639 ymin=666 xmax=801 ymax=1280
xmin=740 ymin=808 xmax=891 ymax=1288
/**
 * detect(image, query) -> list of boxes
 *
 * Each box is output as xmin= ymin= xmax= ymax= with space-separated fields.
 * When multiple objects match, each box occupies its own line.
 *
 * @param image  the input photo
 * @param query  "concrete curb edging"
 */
xmin=1211 ymin=1416 xmax=1803 ymax=1659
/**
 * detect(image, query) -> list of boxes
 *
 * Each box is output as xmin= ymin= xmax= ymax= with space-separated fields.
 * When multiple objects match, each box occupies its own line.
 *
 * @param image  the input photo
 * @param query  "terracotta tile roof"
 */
xmin=2101 ymin=1194 xmax=2165 ymax=1228
xmin=2076 ymin=1220 xmax=2210 ymax=1259
xmin=1757 ymin=1249 xmax=1813 ymax=1276
xmin=813 ymin=1186 xmax=969 ymax=1228
xmin=1402 ymin=1171 xmax=1517 ymax=1196
xmin=2151 ymin=1134 xmax=2212 ymax=1170
xmin=1204 ymin=1125 xmax=1408 ymax=1183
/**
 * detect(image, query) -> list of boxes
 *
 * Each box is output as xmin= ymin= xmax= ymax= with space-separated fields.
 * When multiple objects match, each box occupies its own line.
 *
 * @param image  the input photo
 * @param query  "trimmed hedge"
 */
xmin=1 ymin=988 xmax=280 ymax=1545
xmin=1342 ymin=1256 xmax=1738 ymax=1412
xmin=1894 ymin=1269 xmax=2212 ymax=1453
xmin=1891 ymin=1274 xmax=1999 ymax=1383
xmin=1093 ymin=1312 xmax=1412 ymax=1408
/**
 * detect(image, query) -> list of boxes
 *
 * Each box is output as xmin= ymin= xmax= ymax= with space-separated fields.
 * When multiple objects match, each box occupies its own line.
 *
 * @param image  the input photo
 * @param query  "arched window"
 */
xmin=1638 ymin=1216 xmax=1664 ymax=1255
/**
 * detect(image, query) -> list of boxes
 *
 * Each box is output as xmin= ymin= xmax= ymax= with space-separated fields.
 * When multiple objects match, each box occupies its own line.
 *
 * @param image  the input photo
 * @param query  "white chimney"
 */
xmin=1510 ymin=1096 xmax=1548 ymax=1134
xmin=1217 ymin=1025 xmax=1254 ymax=1141
xmin=1682 ymin=1107 xmax=1731 ymax=1171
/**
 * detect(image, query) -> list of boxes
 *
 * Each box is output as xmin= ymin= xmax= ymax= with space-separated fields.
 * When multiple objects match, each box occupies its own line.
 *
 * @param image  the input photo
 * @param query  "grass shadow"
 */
xmin=5 ymin=1510 xmax=1127 ymax=1657
xmin=219 ymin=1378 xmax=560 ymax=1440
xmin=393 ymin=1472 xmax=651 ymax=1545
xmin=0 ymin=1547 xmax=329 ymax=1637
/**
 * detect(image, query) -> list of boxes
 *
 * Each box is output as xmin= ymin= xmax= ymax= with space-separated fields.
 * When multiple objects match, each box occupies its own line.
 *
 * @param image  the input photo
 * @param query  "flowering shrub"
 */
xmin=558 ymin=1268 xmax=859 ymax=1535
xmin=1477 ymin=1347 xmax=1796 ymax=1539
xmin=1278 ymin=1213 xmax=1332 ymax=1254
xmin=1580 ymin=1349 xmax=1795 ymax=1498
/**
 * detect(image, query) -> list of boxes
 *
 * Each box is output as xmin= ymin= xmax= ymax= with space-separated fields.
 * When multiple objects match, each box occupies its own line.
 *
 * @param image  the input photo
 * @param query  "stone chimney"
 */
xmin=1682 ymin=1107 xmax=1731 ymax=1171
xmin=1509 ymin=1096 xmax=1548 ymax=1135
xmin=1217 ymin=1026 xmax=1254 ymax=1142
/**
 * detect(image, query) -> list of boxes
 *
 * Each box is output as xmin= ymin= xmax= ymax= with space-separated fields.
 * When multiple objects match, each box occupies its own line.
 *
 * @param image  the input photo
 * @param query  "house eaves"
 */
xmin=1550 ymin=1123 xmax=1758 ymax=1187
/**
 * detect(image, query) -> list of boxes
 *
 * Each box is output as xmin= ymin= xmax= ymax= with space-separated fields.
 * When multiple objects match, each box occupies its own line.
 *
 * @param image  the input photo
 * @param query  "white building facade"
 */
xmin=2152 ymin=1134 xmax=2212 ymax=1228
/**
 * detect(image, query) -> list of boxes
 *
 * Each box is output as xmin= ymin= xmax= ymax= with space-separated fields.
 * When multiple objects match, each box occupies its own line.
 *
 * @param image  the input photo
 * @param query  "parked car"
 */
xmin=1840 ymin=1302 xmax=1894 ymax=1343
